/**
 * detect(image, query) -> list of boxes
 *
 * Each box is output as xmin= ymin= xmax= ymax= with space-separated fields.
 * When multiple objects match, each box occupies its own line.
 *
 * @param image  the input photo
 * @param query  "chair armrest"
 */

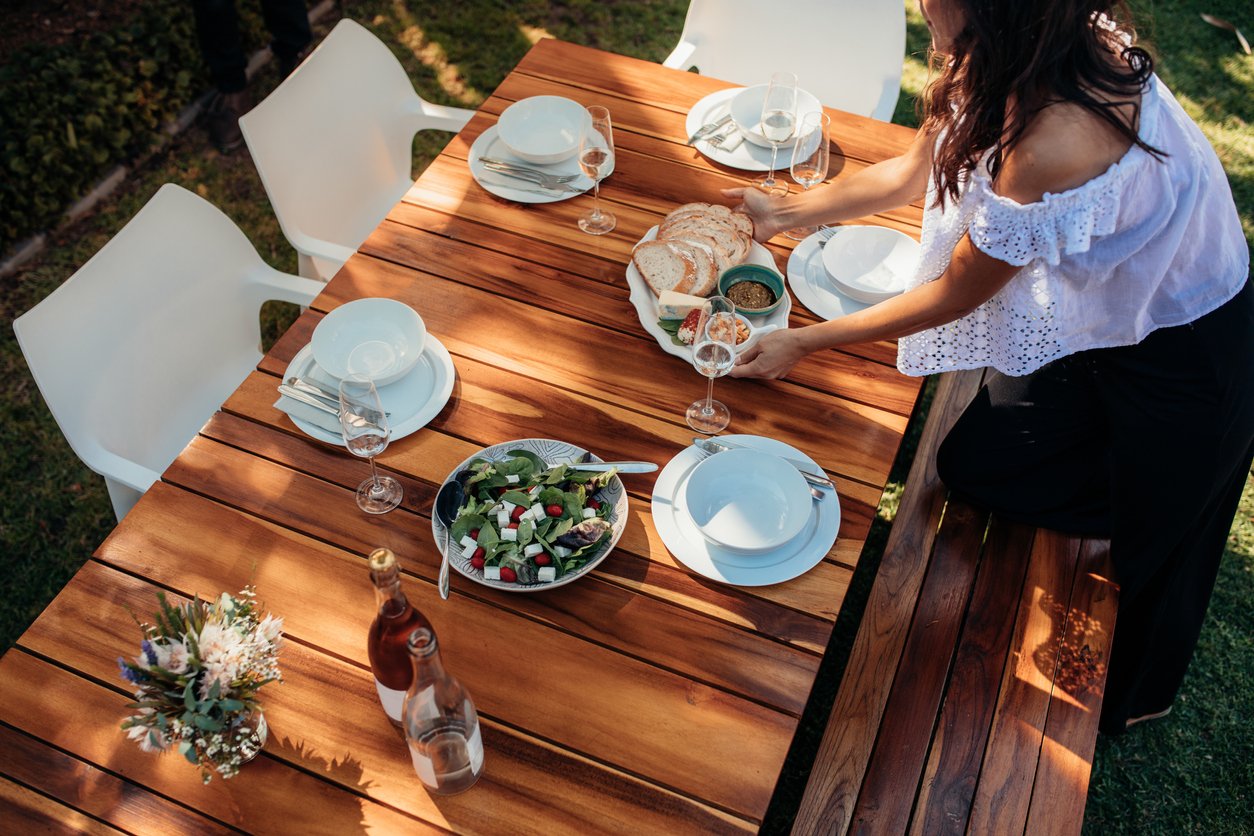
xmin=86 ymin=446 xmax=161 ymax=495
xmin=284 ymin=227 xmax=358 ymax=268
xmin=663 ymin=41 xmax=697 ymax=70
xmin=404 ymin=97 xmax=475 ymax=133
xmin=252 ymin=265 xmax=324 ymax=307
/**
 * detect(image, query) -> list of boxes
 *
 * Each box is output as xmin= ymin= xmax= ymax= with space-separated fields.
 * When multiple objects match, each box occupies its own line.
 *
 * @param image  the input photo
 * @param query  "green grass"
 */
xmin=1 ymin=1 xmax=1250 ymax=831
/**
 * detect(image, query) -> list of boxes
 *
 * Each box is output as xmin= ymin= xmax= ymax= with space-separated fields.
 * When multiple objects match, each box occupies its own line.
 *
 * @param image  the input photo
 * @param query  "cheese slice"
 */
xmin=657 ymin=289 xmax=708 ymax=320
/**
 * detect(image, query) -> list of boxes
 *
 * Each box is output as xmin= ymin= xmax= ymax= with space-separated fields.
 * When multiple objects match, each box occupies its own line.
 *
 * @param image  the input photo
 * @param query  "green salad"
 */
xmin=448 ymin=449 xmax=617 ymax=585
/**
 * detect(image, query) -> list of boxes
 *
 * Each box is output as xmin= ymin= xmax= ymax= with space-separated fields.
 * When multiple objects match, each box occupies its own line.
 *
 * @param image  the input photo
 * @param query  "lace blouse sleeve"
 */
xmin=966 ymin=164 xmax=1133 ymax=266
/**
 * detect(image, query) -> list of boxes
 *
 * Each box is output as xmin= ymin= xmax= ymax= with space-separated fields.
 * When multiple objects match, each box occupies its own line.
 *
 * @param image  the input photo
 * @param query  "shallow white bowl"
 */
xmin=820 ymin=226 xmax=919 ymax=304
xmin=684 ymin=448 xmax=811 ymax=554
xmin=311 ymin=298 xmax=426 ymax=385
xmin=729 ymin=84 xmax=824 ymax=150
xmin=496 ymin=96 xmax=590 ymax=164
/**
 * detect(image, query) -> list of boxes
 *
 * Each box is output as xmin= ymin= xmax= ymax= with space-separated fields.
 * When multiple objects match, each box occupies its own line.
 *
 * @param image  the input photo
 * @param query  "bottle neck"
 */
xmin=407 ymin=629 xmax=447 ymax=682
xmin=370 ymin=564 xmax=409 ymax=618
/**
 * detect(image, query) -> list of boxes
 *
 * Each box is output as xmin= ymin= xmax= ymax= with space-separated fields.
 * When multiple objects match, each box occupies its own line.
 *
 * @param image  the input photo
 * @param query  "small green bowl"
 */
xmin=718 ymin=263 xmax=787 ymax=316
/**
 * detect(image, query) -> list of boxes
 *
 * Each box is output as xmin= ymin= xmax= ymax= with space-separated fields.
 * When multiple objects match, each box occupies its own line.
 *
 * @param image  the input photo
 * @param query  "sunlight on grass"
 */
xmin=381 ymin=3 xmax=484 ymax=107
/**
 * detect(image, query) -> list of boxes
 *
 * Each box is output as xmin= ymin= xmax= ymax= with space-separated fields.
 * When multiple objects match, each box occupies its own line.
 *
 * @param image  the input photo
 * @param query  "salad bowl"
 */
xmin=432 ymin=438 xmax=629 ymax=593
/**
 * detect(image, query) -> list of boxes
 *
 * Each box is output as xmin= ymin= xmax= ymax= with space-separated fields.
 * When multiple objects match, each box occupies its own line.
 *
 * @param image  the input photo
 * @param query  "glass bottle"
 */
xmin=367 ymin=548 xmax=435 ymax=726
xmin=403 ymin=628 xmax=484 ymax=795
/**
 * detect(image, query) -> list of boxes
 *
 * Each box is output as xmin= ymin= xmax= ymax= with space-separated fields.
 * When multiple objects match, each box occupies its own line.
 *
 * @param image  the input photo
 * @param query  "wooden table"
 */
xmin=0 ymin=40 xmax=923 ymax=833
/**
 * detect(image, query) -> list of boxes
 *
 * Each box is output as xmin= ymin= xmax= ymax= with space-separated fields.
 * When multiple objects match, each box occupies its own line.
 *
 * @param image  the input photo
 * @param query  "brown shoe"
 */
xmin=206 ymin=89 xmax=254 ymax=153
xmin=1125 ymin=706 xmax=1172 ymax=729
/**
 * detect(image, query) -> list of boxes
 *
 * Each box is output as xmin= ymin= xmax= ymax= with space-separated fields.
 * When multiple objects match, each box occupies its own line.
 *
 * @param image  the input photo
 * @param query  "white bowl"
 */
xmin=729 ymin=84 xmax=824 ymax=150
xmin=311 ymin=298 xmax=426 ymax=385
xmin=684 ymin=448 xmax=811 ymax=554
xmin=820 ymin=226 xmax=919 ymax=304
xmin=496 ymin=96 xmax=590 ymax=164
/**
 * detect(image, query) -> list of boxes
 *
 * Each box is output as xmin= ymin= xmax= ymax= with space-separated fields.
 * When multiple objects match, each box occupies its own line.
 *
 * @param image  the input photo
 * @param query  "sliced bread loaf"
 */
xmin=632 ymin=240 xmax=715 ymax=297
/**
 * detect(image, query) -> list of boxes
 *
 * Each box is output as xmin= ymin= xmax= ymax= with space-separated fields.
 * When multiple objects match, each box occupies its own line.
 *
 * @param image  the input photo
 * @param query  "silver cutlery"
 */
xmin=278 ymin=384 xmax=341 ymax=416
xmin=692 ymin=436 xmax=835 ymax=492
xmin=478 ymin=158 xmax=582 ymax=191
xmin=284 ymin=377 xmax=391 ymax=416
xmin=817 ymin=226 xmax=839 ymax=246
xmin=707 ymin=121 xmax=740 ymax=149
xmin=569 ymin=461 xmax=659 ymax=473
xmin=479 ymin=174 xmax=579 ymax=198
xmin=686 ymin=113 xmax=733 ymax=146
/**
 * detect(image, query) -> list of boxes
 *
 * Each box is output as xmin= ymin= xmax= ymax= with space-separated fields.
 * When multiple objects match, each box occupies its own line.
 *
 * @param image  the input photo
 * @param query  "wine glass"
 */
xmin=754 ymin=72 xmax=798 ymax=197
xmin=685 ymin=296 xmax=738 ymax=434
xmin=785 ymin=111 xmax=831 ymax=240
xmin=577 ymin=106 xmax=616 ymax=235
xmin=338 ymin=374 xmax=403 ymax=514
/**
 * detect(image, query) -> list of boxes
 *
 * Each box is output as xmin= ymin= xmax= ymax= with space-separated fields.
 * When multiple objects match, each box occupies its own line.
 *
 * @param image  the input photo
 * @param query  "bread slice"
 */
xmin=632 ymin=240 xmax=715 ymax=297
xmin=727 ymin=211 xmax=754 ymax=237
xmin=660 ymin=217 xmax=751 ymax=271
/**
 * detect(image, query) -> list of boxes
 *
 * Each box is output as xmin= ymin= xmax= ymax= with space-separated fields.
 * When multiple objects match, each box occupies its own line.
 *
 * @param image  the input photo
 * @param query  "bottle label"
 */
xmin=375 ymin=680 xmax=406 ymax=722
xmin=409 ymin=744 xmax=439 ymax=788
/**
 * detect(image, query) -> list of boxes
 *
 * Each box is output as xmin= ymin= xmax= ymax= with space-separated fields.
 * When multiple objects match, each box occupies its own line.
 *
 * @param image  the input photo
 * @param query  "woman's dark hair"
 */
xmin=922 ymin=1 xmax=1162 ymax=207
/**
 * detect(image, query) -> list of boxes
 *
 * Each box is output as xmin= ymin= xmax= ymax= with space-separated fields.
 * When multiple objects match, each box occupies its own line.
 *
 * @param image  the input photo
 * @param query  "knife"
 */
xmin=571 ymin=461 xmax=659 ymax=473
xmin=693 ymin=437 xmax=835 ymax=490
xmin=479 ymin=166 xmax=582 ymax=193
xmin=686 ymin=113 xmax=733 ymax=146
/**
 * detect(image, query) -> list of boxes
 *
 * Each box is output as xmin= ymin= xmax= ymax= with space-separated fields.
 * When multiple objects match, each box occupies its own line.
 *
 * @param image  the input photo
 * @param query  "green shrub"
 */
xmin=0 ymin=0 xmax=270 ymax=255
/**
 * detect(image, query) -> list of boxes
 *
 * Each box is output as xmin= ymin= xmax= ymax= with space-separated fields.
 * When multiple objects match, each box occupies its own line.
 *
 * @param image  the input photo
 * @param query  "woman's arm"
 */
xmin=725 ymin=125 xmax=935 ymax=242
xmin=730 ymin=233 xmax=1021 ymax=378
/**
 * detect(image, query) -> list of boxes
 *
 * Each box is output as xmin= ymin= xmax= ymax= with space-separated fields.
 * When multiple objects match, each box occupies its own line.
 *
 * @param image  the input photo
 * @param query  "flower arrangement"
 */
xmin=118 ymin=586 xmax=283 ymax=783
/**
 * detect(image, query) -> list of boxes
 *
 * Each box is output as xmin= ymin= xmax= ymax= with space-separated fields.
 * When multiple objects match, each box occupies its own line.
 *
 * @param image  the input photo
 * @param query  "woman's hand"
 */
xmin=722 ymin=186 xmax=787 ymax=242
xmin=729 ymin=328 xmax=811 ymax=379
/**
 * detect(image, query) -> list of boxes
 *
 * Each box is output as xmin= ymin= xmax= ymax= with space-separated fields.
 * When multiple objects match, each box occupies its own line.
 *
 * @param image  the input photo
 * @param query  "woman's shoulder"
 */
xmin=995 ymin=101 xmax=1138 ymax=205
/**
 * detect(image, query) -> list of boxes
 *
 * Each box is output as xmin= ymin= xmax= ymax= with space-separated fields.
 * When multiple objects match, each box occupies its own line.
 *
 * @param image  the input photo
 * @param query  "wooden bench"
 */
xmin=792 ymin=369 xmax=1118 ymax=835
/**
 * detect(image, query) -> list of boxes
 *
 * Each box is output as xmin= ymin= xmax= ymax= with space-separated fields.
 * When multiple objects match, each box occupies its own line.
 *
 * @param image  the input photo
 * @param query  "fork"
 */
xmin=479 ymin=158 xmax=581 ymax=190
xmin=707 ymin=122 xmax=740 ymax=149
xmin=817 ymin=226 xmax=839 ymax=246
xmin=691 ymin=446 xmax=826 ymax=502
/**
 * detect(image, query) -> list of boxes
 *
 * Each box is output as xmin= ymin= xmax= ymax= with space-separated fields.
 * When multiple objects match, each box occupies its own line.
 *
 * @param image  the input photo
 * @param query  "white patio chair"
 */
xmin=12 ymin=184 xmax=323 ymax=521
xmin=240 ymin=18 xmax=476 ymax=282
xmin=663 ymin=0 xmax=906 ymax=122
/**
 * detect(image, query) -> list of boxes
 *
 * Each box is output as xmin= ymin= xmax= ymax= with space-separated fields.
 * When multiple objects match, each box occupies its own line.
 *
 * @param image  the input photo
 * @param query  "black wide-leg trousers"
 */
xmin=936 ymin=278 xmax=1254 ymax=734
xmin=192 ymin=0 xmax=313 ymax=93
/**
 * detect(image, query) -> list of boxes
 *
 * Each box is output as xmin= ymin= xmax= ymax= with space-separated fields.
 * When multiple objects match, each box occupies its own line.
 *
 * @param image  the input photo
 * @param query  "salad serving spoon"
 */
xmin=434 ymin=469 xmax=474 ymax=600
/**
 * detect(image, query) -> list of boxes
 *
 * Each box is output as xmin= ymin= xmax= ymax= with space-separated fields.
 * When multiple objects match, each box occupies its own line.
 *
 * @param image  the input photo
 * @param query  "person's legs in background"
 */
xmin=192 ymin=0 xmax=312 ymax=152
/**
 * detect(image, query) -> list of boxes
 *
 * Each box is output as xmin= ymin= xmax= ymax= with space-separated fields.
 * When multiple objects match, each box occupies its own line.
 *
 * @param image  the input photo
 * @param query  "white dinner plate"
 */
xmin=820 ymin=225 xmax=918 ymax=304
xmin=625 ymin=225 xmax=790 ymax=360
xmin=468 ymin=125 xmax=604 ymax=204
xmin=652 ymin=435 xmax=840 ymax=586
xmin=281 ymin=335 xmax=455 ymax=446
xmin=786 ymin=230 xmax=875 ymax=321
xmin=684 ymin=88 xmax=779 ymax=172
xmin=432 ymin=438 xmax=629 ymax=593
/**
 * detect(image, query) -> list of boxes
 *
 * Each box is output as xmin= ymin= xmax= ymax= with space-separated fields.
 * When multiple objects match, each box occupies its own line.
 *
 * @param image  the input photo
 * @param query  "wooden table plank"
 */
xmin=0 ymin=724 xmax=230 ymax=835
xmin=0 ymin=776 xmax=126 ymax=836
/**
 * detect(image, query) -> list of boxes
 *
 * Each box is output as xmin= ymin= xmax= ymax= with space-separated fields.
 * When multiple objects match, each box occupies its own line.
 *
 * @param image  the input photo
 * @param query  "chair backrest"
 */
xmin=664 ymin=0 xmax=906 ymax=122
xmin=240 ymin=19 xmax=474 ymax=277
xmin=12 ymin=184 xmax=305 ymax=519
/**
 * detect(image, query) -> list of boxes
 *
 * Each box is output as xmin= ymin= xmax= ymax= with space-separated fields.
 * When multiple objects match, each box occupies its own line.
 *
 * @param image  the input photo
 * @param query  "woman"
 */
xmin=725 ymin=0 xmax=1252 ymax=735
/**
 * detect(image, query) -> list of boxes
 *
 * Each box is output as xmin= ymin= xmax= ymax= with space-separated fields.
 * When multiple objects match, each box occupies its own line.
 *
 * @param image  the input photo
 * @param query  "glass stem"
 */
xmin=368 ymin=456 xmax=384 ymax=496
xmin=703 ymin=376 xmax=716 ymax=415
xmin=767 ymin=144 xmax=780 ymax=184
xmin=591 ymin=179 xmax=601 ymax=219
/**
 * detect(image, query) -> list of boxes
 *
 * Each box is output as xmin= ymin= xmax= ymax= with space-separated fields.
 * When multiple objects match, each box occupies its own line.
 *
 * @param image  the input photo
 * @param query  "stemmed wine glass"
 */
xmin=577 ymin=106 xmax=616 ymax=235
xmin=685 ymin=296 xmax=738 ymax=434
xmin=755 ymin=71 xmax=798 ymax=197
xmin=338 ymin=374 xmax=403 ymax=514
xmin=785 ymin=111 xmax=831 ymax=240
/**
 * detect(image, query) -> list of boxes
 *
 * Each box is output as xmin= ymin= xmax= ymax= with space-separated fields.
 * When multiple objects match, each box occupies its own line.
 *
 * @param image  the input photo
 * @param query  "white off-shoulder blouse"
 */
xmin=897 ymin=74 xmax=1249 ymax=377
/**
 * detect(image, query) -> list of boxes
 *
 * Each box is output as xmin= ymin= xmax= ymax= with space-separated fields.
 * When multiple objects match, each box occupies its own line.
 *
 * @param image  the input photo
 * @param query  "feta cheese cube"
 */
xmin=537 ymin=566 xmax=557 ymax=582
xmin=523 ymin=543 xmax=544 ymax=558
xmin=483 ymin=565 xmax=501 ymax=580
xmin=496 ymin=511 xmax=510 ymax=528
xmin=506 ymin=474 xmax=520 ymax=483
xmin=461 ymin=542 xmax=478 ymax=559
xmin=582 ymin=507 xmax=597 ymax=519
xmin=501 ymin=501 xmax=517 ymax=513
xmin=528 ymin=485 xmax=542 ymax=498
xmin=529 ymin=504 xmax=546 ymax=520
xmin=500 ymin=527 xmax=518 ymax=541
xmin=554 ymin=546 xmax=572 ymax=558
xmin=459 ymin=535 xmax=477 ymax=550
